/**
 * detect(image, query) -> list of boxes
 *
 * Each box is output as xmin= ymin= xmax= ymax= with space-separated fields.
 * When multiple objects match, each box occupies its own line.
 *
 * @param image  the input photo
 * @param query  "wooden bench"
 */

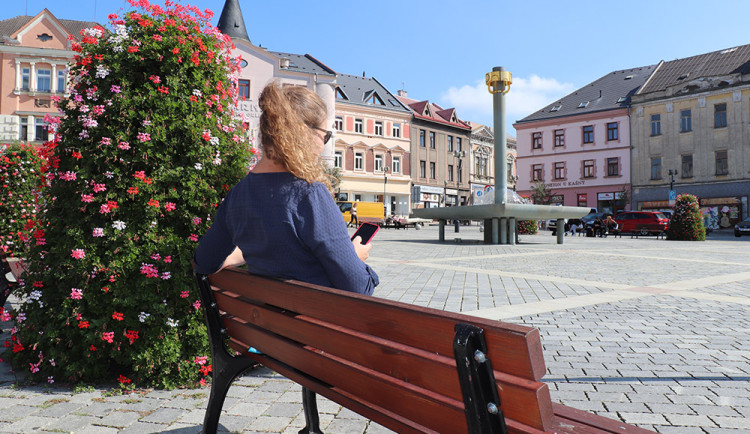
xmin=194 ymin=267 xmax=654 ymax=433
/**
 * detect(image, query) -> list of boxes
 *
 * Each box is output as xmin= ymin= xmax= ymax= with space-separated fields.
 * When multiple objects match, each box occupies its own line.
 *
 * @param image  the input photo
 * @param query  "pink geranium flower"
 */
xmin=71 ymin=249 xmax=85 ymax=259
xmin=164 ymin=202 xmax=176 ymax=212
xmin=70 ymin=288 xmax=83 ymax=299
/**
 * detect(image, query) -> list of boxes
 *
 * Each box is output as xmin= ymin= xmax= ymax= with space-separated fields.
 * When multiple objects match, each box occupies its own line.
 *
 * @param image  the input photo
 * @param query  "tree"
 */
xmin=666 ymin=194 xmax=706 ymax=241
xmin=4 ymin=0 xmax=253 ymax=388
xmin=530 ymin=181 xmax=551 ymax=205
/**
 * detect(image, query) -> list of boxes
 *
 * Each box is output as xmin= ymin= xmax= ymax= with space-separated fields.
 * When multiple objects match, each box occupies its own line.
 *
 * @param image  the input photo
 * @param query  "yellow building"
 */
xmin=630 ymin=44 xmax=750 ymax=228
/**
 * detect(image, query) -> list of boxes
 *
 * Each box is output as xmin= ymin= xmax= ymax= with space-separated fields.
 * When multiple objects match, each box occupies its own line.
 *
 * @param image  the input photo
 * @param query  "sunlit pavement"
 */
xmin=2 ymin=225 xmax=749 ymax=433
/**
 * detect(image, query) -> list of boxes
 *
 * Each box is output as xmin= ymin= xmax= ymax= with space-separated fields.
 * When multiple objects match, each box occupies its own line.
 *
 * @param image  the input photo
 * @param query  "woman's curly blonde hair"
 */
xmin=258 ymin=82 xmax=331 ymax=190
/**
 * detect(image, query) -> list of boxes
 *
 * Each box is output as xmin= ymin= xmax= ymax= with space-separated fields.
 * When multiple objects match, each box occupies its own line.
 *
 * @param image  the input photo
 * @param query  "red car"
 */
xmin=614 ymin=211 xmax=669 ymax=235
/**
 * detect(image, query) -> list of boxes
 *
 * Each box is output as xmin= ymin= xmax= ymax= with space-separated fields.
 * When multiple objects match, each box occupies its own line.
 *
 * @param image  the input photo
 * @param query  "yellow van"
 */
xmin=337 ymin=201 xmax=384 ymax=227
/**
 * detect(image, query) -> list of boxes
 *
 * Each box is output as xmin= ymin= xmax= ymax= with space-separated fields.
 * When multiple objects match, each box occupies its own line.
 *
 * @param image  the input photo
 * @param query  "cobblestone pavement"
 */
xmin=2 ymin=225 xmax=749 ymax=433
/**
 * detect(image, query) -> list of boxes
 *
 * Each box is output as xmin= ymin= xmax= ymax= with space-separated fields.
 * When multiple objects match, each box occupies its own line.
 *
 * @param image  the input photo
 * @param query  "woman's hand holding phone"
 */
xmin=350 ymin=223 xmax=378 ymax=262
xmin=351 ymin=236 xmax=372 ymax=262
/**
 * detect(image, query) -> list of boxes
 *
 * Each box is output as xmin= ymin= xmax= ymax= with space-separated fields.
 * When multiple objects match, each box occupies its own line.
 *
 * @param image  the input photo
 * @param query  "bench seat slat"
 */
xmin=551 ymin=403 xmax=655 ymax=433
xmin=213 ymin=290 xmax=554 ymax=431
xmin=210 ymin=269 xmax=547 ymax=381
xmin=222 ymin=317 xmax=471 ymax=433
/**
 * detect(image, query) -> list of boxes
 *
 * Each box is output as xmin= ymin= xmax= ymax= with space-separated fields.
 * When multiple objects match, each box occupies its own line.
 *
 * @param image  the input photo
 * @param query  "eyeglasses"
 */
xmin=310 ymin=126 xmax=333 ymax=144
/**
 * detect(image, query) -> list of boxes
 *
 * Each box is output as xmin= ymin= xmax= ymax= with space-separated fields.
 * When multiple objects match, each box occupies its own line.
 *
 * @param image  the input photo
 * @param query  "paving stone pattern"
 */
xmin=1 ymin=225 xmax=749 ymax=432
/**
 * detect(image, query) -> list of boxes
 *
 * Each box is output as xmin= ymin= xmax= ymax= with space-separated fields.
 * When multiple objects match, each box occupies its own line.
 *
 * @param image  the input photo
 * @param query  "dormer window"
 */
xmin=423 ymin=105 xmax=431 ymax=116
xmin=37 ymin=33 xmax=53 ymax=42
xmin=578 ymin=101 xmax=589 ymax=108
xmin=336 ymin=87 xmax=348 ymax=100
xmin=617 ymin=97 xmax=627 ymax=103
xmin=364 ymin=91 xmax=384 ymax=105
xmin=550 ymin=105 xmax=561 ymax=112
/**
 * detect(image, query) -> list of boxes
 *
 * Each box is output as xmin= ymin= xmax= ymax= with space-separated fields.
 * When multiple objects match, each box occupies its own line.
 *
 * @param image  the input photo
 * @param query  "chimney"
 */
xmin=280 ymin=57 xmax=290 ymax=69
xmin=397 ymin=89 xmax=407 ymax=97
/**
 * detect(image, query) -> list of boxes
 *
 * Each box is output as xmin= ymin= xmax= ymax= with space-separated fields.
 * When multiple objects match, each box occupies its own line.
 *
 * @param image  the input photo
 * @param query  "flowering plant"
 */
xmin=3 ymin=0 xmax=253 ymax=388
xmin=0 ymin=143 xmax=49 ymax=258
xmin=666 ymin=193 xmax=705 ymax=241
xmin=516 ymin=220 xmax=538 ymax=235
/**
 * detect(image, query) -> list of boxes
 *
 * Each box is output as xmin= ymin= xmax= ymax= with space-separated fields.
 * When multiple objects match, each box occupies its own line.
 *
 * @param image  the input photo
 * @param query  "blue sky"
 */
xmin=6 ymin=0 xmax=750 ymax=135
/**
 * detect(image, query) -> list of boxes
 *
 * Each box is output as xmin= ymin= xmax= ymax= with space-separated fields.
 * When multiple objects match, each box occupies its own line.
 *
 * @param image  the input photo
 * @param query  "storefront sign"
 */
xmin=598 ymin=192 xmax=614 ymax=200
xmin=547 ymin=180 xmax=586 ymax=188
xmin=418 ymin=185 xmax=444 ymax=195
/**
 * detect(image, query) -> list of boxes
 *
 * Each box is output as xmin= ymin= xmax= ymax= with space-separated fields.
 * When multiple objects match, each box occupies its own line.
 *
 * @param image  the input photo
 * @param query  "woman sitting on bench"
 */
xmin=194 ymin=82 xmax=378 ymax=295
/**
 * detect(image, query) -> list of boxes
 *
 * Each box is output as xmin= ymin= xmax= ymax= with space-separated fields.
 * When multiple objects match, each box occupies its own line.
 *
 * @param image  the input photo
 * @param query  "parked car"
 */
xmin=735 ymin=217 xmax=750 ymax=237
xmin=614 ymin=211 xmax=669 ymax=235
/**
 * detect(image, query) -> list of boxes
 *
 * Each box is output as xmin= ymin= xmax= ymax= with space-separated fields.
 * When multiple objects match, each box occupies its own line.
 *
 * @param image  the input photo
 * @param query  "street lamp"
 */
xmin=668 ymin=169 xmax=678 ymax=191
xmin=453 ymin=150 xmax=466 ymax=206
xmin=383 ymin=166 xmax=390 ymax=217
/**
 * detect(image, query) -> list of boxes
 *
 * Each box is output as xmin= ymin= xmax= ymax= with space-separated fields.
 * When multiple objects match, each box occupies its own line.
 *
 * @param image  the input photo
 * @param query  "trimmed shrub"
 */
xmin=4 ymin=0 xmax=253 ymax=388
xmin=666 ymin=194 xmax=705 ymax=241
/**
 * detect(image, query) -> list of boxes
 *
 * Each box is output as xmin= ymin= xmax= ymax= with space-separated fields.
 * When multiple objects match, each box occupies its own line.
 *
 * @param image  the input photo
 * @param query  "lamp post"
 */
xmin=453 ymin=150 xmax=466 ymax=206
xmin=443 ymin=180 xmax=448 ymax=207
xmin=668 ymin=169 xmax=678 ymax=191
xmin=383 ymin=166 xmax=390 ymax=217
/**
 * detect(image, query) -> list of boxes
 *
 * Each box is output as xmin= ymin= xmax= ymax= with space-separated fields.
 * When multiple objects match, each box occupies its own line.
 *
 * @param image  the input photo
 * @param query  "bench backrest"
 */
xmin=202 ymin=267 xmax=556 ymax=433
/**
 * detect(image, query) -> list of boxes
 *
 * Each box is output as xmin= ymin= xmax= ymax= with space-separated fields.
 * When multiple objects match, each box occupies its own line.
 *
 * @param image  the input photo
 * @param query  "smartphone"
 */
xmin=351 ymin=222 xmax=379 ymax=245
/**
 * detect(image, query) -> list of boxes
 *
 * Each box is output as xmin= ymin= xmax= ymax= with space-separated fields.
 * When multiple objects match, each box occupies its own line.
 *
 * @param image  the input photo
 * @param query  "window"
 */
xmin=650 ymin=157 xmax=662 ymax=180
xmin=448 ymin=164 xmax=454 ymax=181
xmin=607 ymin=122 xmax=618 ymax=141
xmin=553 ymin=162 xmax=565 ymax=179
xmin=374 ymin=121 xmax=383 ymax=136
xmin=57 ymin=70 xmax=66 ymax=93
xmin=554 ymin=129 xmax=564 ymax=147
xmin=334 ymin=116 xmax=343 ymax=131
xmin=475 ymin=155 xmax=488 ymax=177
xmin=19 ymin=117 xmax=28 ymax=140
xmin=715 ymin=150 xmax=728 ymax=175
xmin=447 ymin=135 xmax=453 ymax=152
xmin=714 ymin=103 xmax=727 ymax=128
xmin=354 ymin=119 xmax=363 ymax=133
xmin=429 ymin=131 xmax=435 ymax=148
xmin=419 ymin=129 xmax=425 ymax=147
xmin=650 ymin=114 xmax=661 ymax=136
xmin=21 ymin=68 xmax=30 ymax=91
xmin=419 ymin=160 xmax=426 ymax=178
xmin=238 ymin=79 xmax=250 ymax=99
xmin=392 ymin=123 xmax=400 ymax=138
xmin=334 ymin=151 xmax=342 ymax=168
xmin=532 ymin=164 xmax=543 ymax=181
xmin=392 ymin=156 xmax=401 ymax=173
xmin=532 ymin=132 xmax=542 ymax=149
xmin=354 ymin=152 xmax=363 ymax=170
xmin=35 ymin=117 xmax=47 ymax=141
xmin=429 ymin=162 xmax=436 ymax=179
xmin=36 ymin=69 xmax=51 ymax=92
xmin=583 ymin=160 xmax=594 ymax=178
xmin=607 ymin=157 xmax=619 ymax=176
xmin=582 ymin=125 xmax=594 ymax=143
xmin=375 ymin=154 xmax=383 ymax=171
xmin=681 ymin=154 xmax=693 ymax=178
xmin=680 ymin=109 xmax=692 ymax=132
xmin=456 ymin=137 xmax=462 ymax=151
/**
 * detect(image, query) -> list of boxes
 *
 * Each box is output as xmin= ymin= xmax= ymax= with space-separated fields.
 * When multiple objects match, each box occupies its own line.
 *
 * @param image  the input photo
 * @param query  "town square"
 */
xmin=2 ymin=0 xmax=750 ymax=432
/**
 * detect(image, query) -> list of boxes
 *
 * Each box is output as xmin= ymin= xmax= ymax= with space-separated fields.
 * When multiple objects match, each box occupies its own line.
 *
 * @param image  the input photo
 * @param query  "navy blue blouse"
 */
xmin=194 ymin=171 xmax=378 ymax=295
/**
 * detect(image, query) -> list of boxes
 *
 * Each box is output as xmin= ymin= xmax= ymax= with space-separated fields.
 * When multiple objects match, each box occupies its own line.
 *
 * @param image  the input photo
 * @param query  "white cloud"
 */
xmin=440 ymin=74 xmax=576 ymax=133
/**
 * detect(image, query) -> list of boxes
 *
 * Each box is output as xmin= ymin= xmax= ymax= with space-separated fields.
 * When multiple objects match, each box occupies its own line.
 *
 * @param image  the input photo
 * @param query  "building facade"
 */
xmin=396 ymin=92 xmax=472 ymax=208
xmin=0 ymin=10 xmax=97 ymax=143
xmin=332 ymin=74 xmax=412 ymax=216
xmin=630 ymin=45 xmax=750 ymax=228
xmin=468 ymin=123 xmax=517 ymax=202
xmin=514 ymin=66 xmax=655 ymax=214
xmin=216 ymin=0 xmax=337 ymax=165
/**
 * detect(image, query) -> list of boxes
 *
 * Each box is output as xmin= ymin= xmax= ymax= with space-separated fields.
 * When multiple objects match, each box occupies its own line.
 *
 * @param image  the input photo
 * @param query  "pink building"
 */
xmin=513 ymin=66 xmax=655 ymax=214
xmin=0 ymin=10 xmax=97 ymax=143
